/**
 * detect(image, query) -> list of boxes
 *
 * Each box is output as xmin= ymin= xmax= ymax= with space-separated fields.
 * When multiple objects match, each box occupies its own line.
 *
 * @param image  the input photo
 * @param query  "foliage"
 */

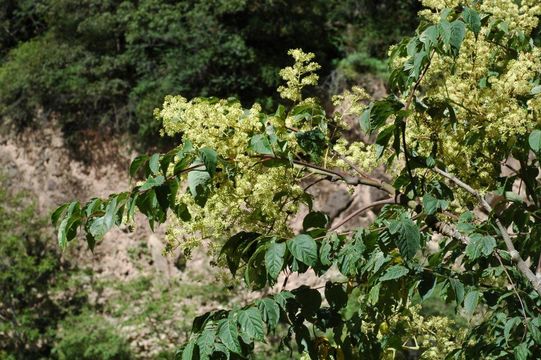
xmin=53 ymin=0 xmax=541 ymax=359
xmin=330 ymin=0 xmax=421 ymax=79
xmin=0 ymin=177 xmax=87 ymax=358
xmin=53 ymin=310 xmax=133 ymax=360
xmin=0 ymin=0 xmax=339 ymax=143
xmin=0 ymin=1 xmax=421 ymax=146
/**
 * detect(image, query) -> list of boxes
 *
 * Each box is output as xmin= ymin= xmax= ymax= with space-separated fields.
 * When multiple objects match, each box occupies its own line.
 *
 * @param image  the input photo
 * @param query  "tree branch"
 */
xmin=330 ymin=198 xmax=397 ymax=231
xmin=431 ymin=221 xmax=469 ymax=245
xmin=433 ymin=167 xmax=541 ymax=297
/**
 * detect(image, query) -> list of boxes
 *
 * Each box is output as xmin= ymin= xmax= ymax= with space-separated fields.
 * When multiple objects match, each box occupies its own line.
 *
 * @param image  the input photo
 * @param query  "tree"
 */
xmin=53 ymin=1 xmax=541 ymax=358
xmin=0 ymin=0 xmax=339 ymax=144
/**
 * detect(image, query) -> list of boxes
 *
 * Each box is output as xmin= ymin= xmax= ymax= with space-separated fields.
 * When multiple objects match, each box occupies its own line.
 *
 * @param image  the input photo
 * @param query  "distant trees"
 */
xmin=0 ymin=0 xmax=418 ymax=145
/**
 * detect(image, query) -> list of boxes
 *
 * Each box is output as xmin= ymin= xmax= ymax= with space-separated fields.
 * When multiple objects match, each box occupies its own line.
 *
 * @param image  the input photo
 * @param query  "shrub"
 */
xmin=0 ymin=176 xmax=87 ymax=358
xmin=53 ymin=311 xmax=133 ymax=360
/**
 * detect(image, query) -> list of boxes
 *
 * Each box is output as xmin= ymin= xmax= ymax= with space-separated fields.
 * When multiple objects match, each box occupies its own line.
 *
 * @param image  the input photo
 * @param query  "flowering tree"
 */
xmin=53 ymin=1 xmax=541 ymax=358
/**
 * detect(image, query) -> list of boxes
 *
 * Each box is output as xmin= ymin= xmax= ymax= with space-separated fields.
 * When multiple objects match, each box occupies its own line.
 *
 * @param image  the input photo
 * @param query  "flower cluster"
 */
xmin=381 ymin=304 xmax=464 ymax=359
xmin=403 ymin=0 xmax=541 ymax=190
xmin=155 ymin=50 xmax=324 ymax=254
xmin=480 ymin=0 xmax=541 ymax=34
xmin=277 ymin=49 xmax=320 ymax=102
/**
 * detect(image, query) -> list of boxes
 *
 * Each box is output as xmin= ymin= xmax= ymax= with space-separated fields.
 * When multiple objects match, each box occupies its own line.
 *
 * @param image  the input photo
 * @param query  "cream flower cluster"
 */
xmin=381 ymin=304 xmax=464 ymax=359
xmin=404 ymin=0 xmax=541 ymax=190
xmin=333 ymin=138 xmax=381 ymax=174
xmin=480 ymin=0 xmax=541 ymax=34
xmin=277 ymin=49 xmax=320 ymax=102
xmin=155 ymin=51 xmax=325 ymax=254
xmin=156 ymin=97 xmax=303 ymax=253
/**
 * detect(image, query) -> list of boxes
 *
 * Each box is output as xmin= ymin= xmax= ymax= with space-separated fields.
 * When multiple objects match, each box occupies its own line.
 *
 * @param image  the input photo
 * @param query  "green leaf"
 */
xmin=319 ymin=235 xmax=336 ymax=267
xmin=422 ymin=194 xmax=448 ymax=215
xmin=57 ymin=217 xmax=70 ymax=249
xmin=302 ymin=211 xmax=329 ymax=230
xmin=129 ymin=155 xmax=148 ymax=177
xmin=149 ymin=153 xmax=161 ymax=175
xmin=411 ymin=50 xmax=428 ymax=79
xmin=180 ymin=340 xmax=197 ymax=360
xmin=214 ymin=343 xmax=230 ymax=359
xmin=274 ymin=291 xmax=294 ymax=310
xmin=294 ymin=286 xmax=322 ymax=318
xmin=465 ymin=234 xmax=496 ymax=260
xmin=449 ymin=20 xmax=466 ymax=54
xmin=295 ymin=129 xmax=326 ymax=161
xmin=531 ymin=85 xmax=541 ymax=95
xmin=365 ymin=97 xmax=403 ymax=134
xmin=464 ymin=290 xmax=480 ymax=317
xmin=257 ymin=298 xmax=280 ymax=330
xmin=388 ymin=216 xmax=420 ymax=260
xmin=287 ymin=234 xmax=318 ymax=267
xmin=51 ymin=203 xmax=69 ymax=226
xmin=379 ymin=265 xmax=409 ymax=282
xmin=366 ymin=250 xmax=389 ymax=274
xmin=199 ymin=147 xmax=218 ymax=177
xmin=57 ymin=201 xmax=81 ymax=249
xmin=187 ymin=169 xmax=211 ymax=207
xmin=265 ymin=241 xmax=286 ymax=280
xmin=325 ymin=282 xmax=348 ymax=310
xmin=439 ymin=20 xmax=451 ymax=45
xmin=359 ymin=106 xmax=372 ymax=133
xmin=368 ymin=283 xmax=381 ymax=305
xmin=375 ymin=125 xmax=395 ymax=158
xmin=174 ymin=203 xmax=191 ymax=221
xmin=528 ymin=318 xmax=541 ymax=343
xmin=514 ymin=342 xmax=530 ymax=360
xmin=238 ymin=308 xmax=264 ymax=341
xmin=139 ymin=175 xmax=165 ymax=191
xmin=174 ymin=141 xmax=194 ymax=175
xmin=420 ymin=25 xmax=438 ymax=49
xmin=344 ymin=287 xmax=362 ymax=320
xmin=449 ymin=278 xmax=465 ymax=305
xmin=197 ymin=325 xmax=217 ymax=359
xmin=88 ymin=197 xmax=118 ymax=244
xmin=244 ymin=244 xmax=268 ymax=290
xmin=418 ymin=272 xmax=437 ymax=300
xmin=217 ymin=318 xmax=241 ymax=354
xmin=220 ymin=232 xmax=260 ymax=276
xmin=336 ymin=240 xmax=364 ymax=276
xmin=249 ymin=134 xmax=273 ymax=155
xmin=528 ymin=129 xmax=541 ymax=153
xmin=160 ymin=151 xmax=176 ymax=175
xmin=462 ymin=7 xmax=481 ymax=36
xmin=504 ymin=317 xmax=521 ymax=342
xmin=457 ymin=211 xmax=476 ymax=234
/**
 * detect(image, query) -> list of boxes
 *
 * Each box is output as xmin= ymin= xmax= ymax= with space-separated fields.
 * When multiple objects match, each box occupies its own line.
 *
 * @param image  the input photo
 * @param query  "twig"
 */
xmin=330 ymin=198 xmax=396 ymax=231
xmin=303 ymin=176 xmax=328 ymax=192
xmin=537 ymin=254 xmax=541 ymax=281
xmin=494 ymin=252 xmax=528 ymax=323
xmin=433 ymin=167 xmax=541 ymax=297
xmin=332 ymin=149 xmax=371 ymax=179
xmin=431 ymin=221 xmax=469 ymax=245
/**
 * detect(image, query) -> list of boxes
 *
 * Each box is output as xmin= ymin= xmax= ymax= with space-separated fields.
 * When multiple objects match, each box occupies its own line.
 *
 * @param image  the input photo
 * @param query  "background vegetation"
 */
xmin=0 ymin=0 xmax=419 ymax=146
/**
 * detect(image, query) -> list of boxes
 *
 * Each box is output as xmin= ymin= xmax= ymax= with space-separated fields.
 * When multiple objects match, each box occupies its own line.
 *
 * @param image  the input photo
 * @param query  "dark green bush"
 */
xmin=0 ymin=0 xmax=339 ymax=144
xmin=330 ymin=0 xmax=421 ymax=79
xmin=0 ymin=1 xmax=421 ymax=146
xmin=53 ymin=311 xmax=133 ymax=360
xmin=0 ymin=177 xmax=87 ymax=359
